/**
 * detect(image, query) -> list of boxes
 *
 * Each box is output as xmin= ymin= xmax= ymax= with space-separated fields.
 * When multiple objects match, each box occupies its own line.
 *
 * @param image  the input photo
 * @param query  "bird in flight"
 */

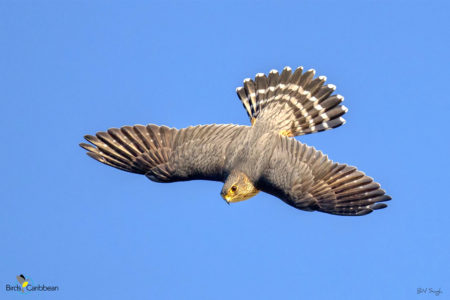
xmin=80 ymin=66 xmax=391 ymax=216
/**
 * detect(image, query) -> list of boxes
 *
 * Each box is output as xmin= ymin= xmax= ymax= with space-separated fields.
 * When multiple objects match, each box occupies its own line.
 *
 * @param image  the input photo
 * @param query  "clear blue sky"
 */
xmin=1 ymin=1 xmax=449 ymax=299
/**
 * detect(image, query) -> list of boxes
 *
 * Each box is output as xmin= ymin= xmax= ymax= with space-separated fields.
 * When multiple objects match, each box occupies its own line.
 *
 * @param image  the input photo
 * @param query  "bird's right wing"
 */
xmin=257 ymin=136 xmax=391 ymax=216
xmin=80 ymin=124 xmax=248 ymax=183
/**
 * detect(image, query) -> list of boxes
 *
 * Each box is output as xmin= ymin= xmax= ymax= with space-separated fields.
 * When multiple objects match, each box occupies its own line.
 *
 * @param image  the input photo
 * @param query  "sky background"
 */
xmin=1 ymin=1 xmax=449 ymax=299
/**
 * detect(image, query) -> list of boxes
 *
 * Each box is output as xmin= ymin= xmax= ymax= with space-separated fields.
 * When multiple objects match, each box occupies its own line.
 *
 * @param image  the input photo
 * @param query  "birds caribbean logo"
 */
xmin=16 ymin=274 xmax=29 ymax=292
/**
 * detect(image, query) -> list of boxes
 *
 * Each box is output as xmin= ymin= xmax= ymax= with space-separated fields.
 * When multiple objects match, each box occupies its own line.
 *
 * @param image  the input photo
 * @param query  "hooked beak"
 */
xmin=221 ymin=191 xmax=231 ymax=205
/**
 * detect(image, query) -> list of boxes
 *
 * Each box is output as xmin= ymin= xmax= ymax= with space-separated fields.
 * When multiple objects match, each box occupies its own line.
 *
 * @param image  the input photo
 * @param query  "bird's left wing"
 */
xmin=257 ymin=136 xmax=391 ymax=216
xmin=80 ymin=124 xmax=248 ymax=183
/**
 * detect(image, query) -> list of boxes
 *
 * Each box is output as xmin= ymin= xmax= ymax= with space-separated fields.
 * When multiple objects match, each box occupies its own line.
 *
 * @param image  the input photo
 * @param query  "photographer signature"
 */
xmin=417 ymin=288 xmax=443 ymax=296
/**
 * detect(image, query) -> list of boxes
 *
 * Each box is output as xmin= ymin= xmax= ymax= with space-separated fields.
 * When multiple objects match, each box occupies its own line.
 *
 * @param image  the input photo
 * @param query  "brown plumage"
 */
xmin=80 ymin=66 xmax=391 ymax=216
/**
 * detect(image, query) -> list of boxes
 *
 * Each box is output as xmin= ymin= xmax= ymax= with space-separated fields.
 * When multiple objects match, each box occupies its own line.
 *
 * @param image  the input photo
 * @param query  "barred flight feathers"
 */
xmin=80 ymin=124 xmax=247 ymax=183
xmin=81 ymin=65 xmax=391 ymax=217
xmin=258 ymin=136 xmax=391 ymax=216
xmin=236 ymin=66 xmax=348 ymax=137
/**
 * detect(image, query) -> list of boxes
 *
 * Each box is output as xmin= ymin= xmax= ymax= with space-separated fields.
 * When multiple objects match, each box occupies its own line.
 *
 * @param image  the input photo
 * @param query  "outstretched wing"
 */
xmin=257 ymin=136 xmax=391 ymax=216
xmin=80 ymin=124 xmax=247 ymax=183
xmin=236 ymin=66 xmax=348 ymax=137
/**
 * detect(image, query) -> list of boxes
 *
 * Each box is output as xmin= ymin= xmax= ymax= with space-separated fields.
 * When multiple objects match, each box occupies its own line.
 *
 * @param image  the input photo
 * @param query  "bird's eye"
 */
xmin=231 ymin=185 xmax=237 ymax=192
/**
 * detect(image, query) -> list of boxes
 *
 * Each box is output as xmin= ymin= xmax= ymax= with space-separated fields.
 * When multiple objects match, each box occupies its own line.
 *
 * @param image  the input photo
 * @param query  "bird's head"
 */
xmin=221 ymin=171 xmax=259 ymax=204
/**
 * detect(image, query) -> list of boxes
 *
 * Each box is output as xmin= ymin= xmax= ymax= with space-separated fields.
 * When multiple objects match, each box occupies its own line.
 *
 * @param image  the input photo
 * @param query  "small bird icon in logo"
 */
xmin=16 ymin=274 xmax=29 ymax=292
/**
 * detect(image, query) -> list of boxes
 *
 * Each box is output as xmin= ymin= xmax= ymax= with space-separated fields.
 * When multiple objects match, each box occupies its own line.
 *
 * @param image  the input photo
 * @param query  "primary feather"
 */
xmin=81 ymin=66 xmax=391 ymax=216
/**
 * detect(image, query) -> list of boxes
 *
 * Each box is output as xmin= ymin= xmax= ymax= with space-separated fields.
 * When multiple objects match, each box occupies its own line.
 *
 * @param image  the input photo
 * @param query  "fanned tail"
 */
xmin=236 ymin=66 xmax=348 ymax=137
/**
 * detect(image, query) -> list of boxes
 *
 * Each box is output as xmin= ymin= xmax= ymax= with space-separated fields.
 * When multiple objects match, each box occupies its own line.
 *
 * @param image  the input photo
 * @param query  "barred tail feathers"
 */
xmin=236 ymin=66 xmax=348 ymax=136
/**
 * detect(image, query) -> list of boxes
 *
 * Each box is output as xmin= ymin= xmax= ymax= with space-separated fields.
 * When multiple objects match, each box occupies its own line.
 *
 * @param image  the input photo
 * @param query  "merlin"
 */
xmin=80 ymin=66 xmax=391 ymax=216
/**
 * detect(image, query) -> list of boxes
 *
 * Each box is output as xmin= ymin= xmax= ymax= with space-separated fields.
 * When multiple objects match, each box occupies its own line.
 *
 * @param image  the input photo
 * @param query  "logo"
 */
xmin=16 ymin=274 xmax=29 ymax=292
xmin=5 ymin=274 xmax=59 ymax=293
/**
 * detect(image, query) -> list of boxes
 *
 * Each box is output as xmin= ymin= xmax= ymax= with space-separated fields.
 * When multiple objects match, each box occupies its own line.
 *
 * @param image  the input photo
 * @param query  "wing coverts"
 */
xmin=80 ymin=65 xmax=391 ymax=216
xmin=80 ymin=124 xmax=245 ymax=182
xmin=259 ymin=136 xmax=391 ymax=216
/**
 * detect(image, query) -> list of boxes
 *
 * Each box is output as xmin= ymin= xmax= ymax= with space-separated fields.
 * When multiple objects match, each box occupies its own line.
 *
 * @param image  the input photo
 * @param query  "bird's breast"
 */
xmin=227 ymin=130 xmax=277 ymax=182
